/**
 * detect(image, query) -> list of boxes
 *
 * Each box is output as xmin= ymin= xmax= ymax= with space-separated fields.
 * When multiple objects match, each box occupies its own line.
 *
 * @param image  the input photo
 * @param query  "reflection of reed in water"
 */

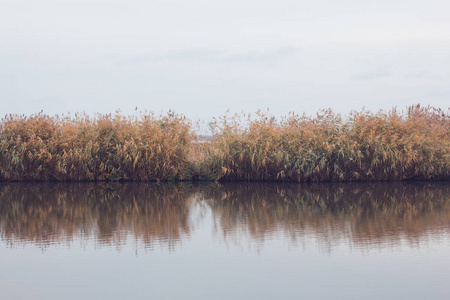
xmin=0 ymin=183 xmax=195 ymax=249
xmin=1 ymin=182 xmax=449 ymax=252
xmin=201 ymin=182 xmax=450 ymax=251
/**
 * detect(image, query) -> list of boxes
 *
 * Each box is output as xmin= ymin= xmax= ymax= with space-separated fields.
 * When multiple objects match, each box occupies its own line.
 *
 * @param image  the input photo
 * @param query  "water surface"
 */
xmin=1 ymin=182 xmax=449 ymax=299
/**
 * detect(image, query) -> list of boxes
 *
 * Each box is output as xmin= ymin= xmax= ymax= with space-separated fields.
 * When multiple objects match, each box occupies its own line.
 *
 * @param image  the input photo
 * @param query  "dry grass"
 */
xmin=0 ymin=111 xmax=194 ymax=181
xmin=203 ymin=105 xmax=450 ymax=181
xmin=1 ymin=105 xmax=449 ymax=182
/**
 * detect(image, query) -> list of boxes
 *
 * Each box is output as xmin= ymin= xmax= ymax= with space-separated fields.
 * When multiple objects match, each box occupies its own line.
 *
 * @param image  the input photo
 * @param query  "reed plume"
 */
xmin=0 ymin=111 xmax=194 ymax=181
xmin=1 ymin=105 xmax=449 ymax=182
xmin=204 ymin=105 xmax=450 ymax=181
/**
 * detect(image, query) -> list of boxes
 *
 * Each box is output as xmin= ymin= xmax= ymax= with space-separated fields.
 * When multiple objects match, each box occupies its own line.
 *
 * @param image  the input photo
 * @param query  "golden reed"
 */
xmin=0 ymin=105 xmax=449 ymax=182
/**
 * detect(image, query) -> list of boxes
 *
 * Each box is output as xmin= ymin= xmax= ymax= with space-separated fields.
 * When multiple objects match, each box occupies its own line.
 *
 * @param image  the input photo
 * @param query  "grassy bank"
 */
xmin=1 ymin=105 xmax=449 ymax=182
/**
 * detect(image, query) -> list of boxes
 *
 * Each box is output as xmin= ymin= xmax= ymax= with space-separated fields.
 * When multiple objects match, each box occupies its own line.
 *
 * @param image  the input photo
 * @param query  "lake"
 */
xmin=1 ymin=182 xmax=449 ymax=299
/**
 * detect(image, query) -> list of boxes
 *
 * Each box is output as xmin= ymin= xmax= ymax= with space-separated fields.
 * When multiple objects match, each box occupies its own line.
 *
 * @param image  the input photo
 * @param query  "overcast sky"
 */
xmin=1 ymin=0 xmax=449 ymax=122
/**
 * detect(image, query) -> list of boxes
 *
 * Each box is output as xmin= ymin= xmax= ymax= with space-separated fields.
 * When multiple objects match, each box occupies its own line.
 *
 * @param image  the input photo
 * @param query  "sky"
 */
xmin=1 ymin=0 xmax=449 ymax=123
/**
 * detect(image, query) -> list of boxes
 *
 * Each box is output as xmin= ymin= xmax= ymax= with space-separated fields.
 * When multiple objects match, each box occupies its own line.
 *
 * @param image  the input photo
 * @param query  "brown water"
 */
xmin=1 ymin=182 xmax=449 ymax=299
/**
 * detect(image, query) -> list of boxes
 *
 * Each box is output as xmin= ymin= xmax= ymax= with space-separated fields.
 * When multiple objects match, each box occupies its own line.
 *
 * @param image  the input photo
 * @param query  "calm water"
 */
xmin=1 ymin=182 xmax=449 ymax=300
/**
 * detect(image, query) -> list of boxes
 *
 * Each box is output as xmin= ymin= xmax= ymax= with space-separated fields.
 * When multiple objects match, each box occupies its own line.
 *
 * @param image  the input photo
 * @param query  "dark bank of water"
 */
xmin=1 ymin=182 xmax=449 ymax=300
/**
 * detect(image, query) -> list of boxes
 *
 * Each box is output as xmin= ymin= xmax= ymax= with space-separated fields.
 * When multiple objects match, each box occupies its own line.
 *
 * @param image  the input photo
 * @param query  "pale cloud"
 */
xmin=329 ymin=22 xmax=450 ymax=45
xmin=351 ymin=69 xmax=391 ymax=81
xmin=1 ymin=0 xmax=450 ymax=120
xmin=121 ymin=47 xmax=297 ymax=66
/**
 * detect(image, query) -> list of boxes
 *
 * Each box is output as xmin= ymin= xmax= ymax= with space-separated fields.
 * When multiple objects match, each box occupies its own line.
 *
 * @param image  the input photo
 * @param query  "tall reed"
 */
xmin=1 ymin=105 xmax=449 ymax=181
xmin=203 ymin=105 xmax=450 ymax=181
xmin=0 ymin=111 xmax=194 ymax=181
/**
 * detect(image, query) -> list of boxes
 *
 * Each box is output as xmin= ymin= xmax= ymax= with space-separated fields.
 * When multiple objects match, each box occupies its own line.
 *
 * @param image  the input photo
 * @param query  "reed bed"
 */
xmin=203 ymin=105 xmax=450 ymax=181
xmin=0 ymin=111 xmax=194 ymax=181
xmin=0 ymin=105 xmax=449 ymax=182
